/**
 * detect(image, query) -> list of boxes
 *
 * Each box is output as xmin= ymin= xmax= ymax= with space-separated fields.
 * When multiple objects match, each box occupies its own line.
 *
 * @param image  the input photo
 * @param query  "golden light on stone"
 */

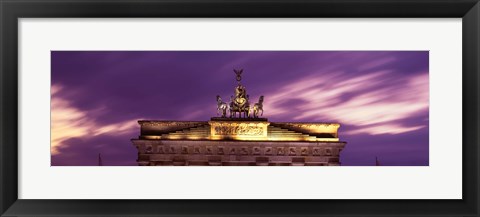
xmin=133 ymin=119 xmax=345 ymax=165
xmin=209 ymin=121 xmax=270 ymax=141
xmin=138 ymin=120 xmax=340 ymax=142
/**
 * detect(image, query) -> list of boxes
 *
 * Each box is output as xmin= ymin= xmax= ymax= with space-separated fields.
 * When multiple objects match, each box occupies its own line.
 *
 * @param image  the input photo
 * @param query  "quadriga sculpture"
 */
xmin=228 ymin=69 xmax=251 ymax=118
xmin=229 ymin=85 xmax=250 ymax=118
xmin=215 ymin=69 xmax=264 ymax=119
xmin=253 ymin=95 xmax=264 ymax=118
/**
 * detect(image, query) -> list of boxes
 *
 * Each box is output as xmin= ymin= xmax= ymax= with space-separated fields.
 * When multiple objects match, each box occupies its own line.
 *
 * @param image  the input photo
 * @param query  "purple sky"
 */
xmin=51 ymin=51 xmax=429 ymax=166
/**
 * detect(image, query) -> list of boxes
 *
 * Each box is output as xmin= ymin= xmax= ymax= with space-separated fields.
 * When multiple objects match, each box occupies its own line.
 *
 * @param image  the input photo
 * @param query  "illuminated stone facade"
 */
xmin=131 ymin=118 xmax=346 ymax=166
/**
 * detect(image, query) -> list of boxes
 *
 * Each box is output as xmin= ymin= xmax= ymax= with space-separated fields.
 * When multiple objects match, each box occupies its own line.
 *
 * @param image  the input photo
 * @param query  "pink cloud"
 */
xmin=264 ymin=71 xmax=429 ymax=135
xmin=51 ymin=84 xmax=141 ymax=155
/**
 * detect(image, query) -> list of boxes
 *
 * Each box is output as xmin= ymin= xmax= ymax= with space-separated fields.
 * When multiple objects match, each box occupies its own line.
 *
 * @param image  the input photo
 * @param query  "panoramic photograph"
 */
xmin=51 ymin=51 xmax=429 ymax=166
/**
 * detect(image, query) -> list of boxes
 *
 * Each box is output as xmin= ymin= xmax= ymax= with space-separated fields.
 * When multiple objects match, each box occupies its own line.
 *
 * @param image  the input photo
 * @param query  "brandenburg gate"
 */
xmin=131 ymin=69 xmax=346 ymax=166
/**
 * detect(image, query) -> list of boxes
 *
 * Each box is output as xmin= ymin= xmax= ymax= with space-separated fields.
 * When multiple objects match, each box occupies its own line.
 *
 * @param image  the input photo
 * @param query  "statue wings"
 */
xmin=234 ymin=69 xmax=243 ymax=76
xmin=234 ymin=69 xmax=243 ymax=82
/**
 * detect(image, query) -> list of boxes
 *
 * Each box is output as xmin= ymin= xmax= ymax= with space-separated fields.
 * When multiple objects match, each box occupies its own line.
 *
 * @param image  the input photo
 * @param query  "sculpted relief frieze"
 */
xmin=209 ymin=121 xmax=269 ymax=139
xmin=213 ymin=125 xmax=263 ymax=136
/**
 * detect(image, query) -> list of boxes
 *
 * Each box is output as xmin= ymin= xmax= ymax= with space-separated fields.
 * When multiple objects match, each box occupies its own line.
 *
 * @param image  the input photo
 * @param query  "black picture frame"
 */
xmin=1 ymin=0 xmax=479 ymax=216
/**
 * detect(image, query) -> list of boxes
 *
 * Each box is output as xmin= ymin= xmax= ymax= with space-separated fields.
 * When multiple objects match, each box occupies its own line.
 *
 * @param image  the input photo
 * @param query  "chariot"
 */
xmin=229 ymin=83 xmax=250 ymax=118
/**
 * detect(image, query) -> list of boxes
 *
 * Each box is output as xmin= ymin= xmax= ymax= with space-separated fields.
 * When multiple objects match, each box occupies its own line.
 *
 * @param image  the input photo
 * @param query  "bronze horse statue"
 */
xmin=253 ymin=95 xmax=264 ymax=118
xmin=216 ymin=95 xmax=229 ymax=118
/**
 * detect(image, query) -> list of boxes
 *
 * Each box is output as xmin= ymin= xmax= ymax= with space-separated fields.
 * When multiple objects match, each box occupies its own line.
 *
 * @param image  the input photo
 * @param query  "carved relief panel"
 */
xmin=209 ymin=121 xmax=270 ymax=140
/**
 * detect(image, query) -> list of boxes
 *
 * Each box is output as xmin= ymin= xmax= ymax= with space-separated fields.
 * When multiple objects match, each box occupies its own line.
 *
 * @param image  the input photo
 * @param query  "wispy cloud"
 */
xmin=264 ymin=71 xmax=428 ymax=135
xmin=51 ymin=84 xmax=140 ymax=155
